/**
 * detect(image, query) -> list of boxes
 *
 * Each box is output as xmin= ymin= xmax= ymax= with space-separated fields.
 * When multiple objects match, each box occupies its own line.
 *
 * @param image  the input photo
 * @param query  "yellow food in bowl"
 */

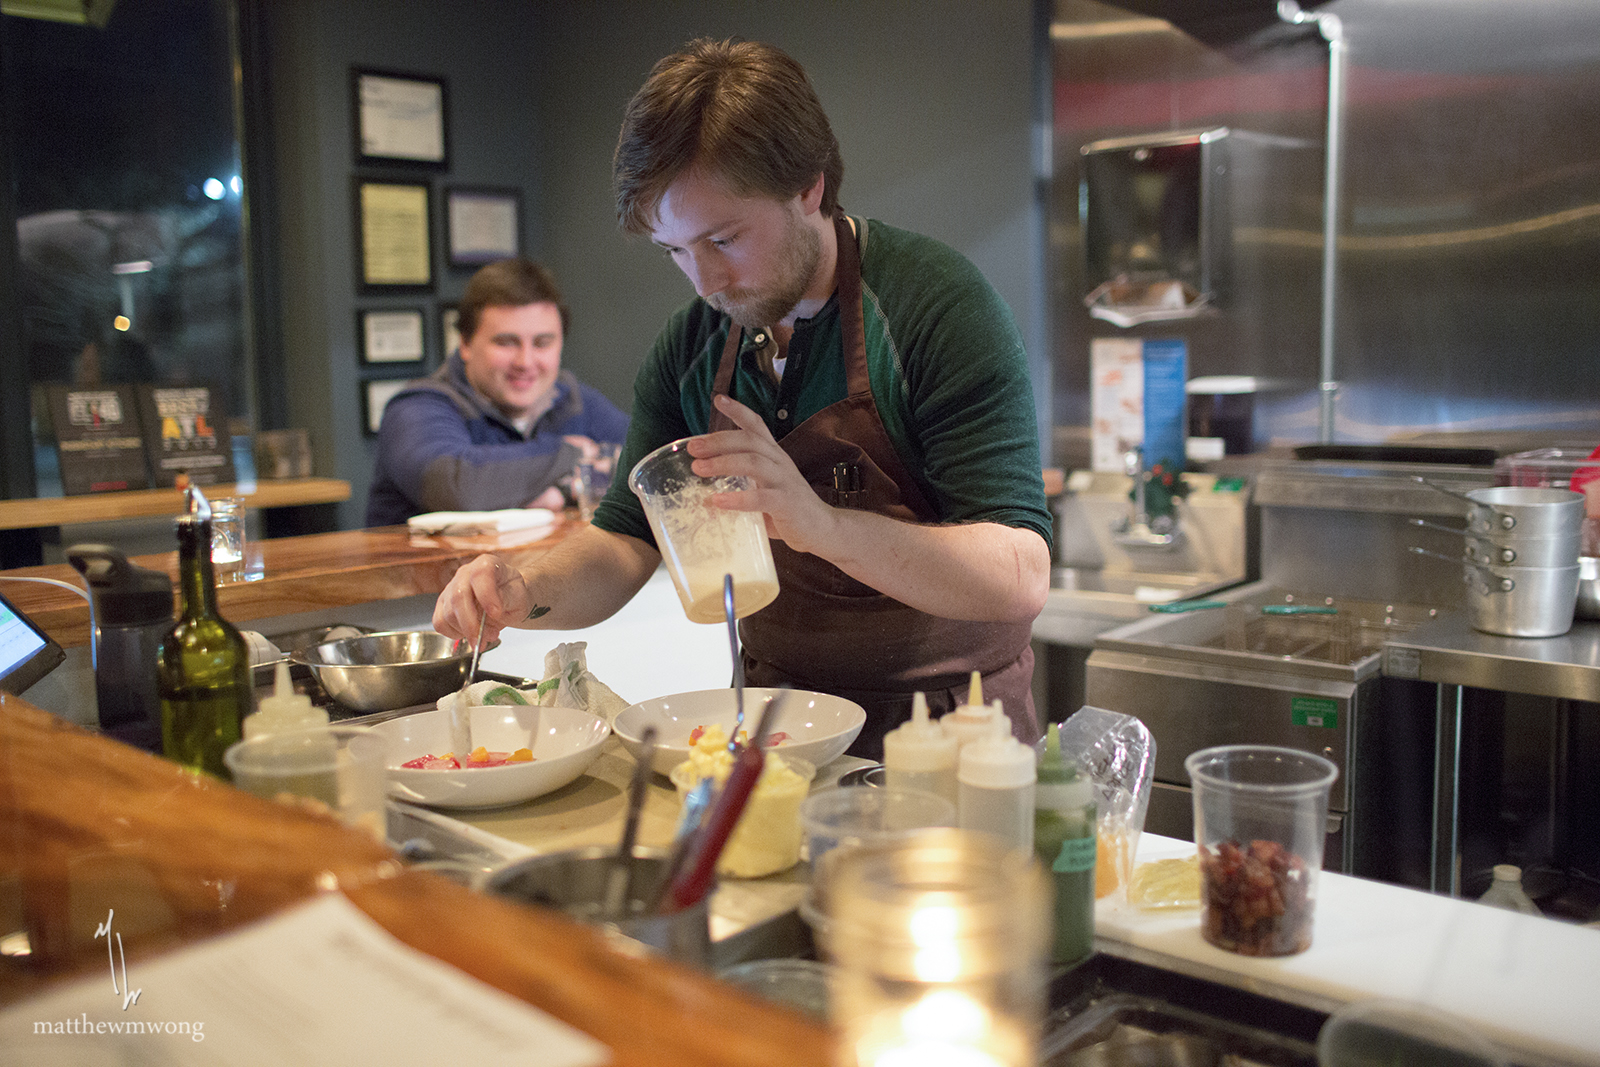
xmin=669 ymin=725 xmax=814 ymax=878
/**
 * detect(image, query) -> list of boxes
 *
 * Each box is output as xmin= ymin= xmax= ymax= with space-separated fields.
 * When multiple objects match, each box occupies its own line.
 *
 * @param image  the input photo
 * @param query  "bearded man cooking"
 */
xmin=433 ymin=38 xmax=1052 ymax=758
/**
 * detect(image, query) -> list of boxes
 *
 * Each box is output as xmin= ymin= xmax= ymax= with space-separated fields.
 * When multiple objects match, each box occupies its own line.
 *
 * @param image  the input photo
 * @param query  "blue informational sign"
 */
xmin=1141 ymin=339 xmax=1188 ymax=477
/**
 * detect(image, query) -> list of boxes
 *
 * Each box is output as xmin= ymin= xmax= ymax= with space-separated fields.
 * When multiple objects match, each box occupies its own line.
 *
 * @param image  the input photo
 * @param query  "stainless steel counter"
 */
xmin=1383 ymin=612 xmax=1600 ymax=703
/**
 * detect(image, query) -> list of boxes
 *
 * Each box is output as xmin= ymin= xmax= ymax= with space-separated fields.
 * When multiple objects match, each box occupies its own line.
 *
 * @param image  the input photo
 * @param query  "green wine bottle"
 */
xmin=158 ymin=486 xmax=250 ymax=777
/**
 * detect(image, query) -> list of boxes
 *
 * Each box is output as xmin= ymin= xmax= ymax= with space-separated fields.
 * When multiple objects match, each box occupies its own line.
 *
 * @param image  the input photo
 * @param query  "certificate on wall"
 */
xmin=363 ymin=378 xmax=410 ymax=435
xmin=358 ymin=180 xmax=432 ymax=288
xmin=354 ymin=69 xmax=448 ymax=166
xmin=360 ymin=308 xmax=426 ymax=363
xmin=446 ymin=186 xmax=521 ymax=266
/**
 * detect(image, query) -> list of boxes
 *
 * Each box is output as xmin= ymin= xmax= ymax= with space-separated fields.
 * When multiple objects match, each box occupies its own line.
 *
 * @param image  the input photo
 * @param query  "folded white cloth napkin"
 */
xmin=406 ymin=508 xmax=556 ymax=535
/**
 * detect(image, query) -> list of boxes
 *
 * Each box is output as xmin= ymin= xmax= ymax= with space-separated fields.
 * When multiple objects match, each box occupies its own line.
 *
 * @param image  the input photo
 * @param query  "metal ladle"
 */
xmin=724 ymin=573 xmax=744 ymax=750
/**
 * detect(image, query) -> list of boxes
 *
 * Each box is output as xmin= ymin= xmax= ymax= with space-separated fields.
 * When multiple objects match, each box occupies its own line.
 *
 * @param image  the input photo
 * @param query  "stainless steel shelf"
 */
xmin=1383 ymin=612 xmax=1600 ymax=704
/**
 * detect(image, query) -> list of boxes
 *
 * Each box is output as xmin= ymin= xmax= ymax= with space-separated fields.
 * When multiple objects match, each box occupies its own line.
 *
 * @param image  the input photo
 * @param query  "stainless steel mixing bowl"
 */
xmin=290 ymin=630 xmax=474 ymax=711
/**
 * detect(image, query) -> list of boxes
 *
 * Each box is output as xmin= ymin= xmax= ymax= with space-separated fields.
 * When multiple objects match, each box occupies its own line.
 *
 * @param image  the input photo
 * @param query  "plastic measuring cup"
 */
xmin=1184 ymin=744 xmax=1338 ymax=957
xmin=628 ymin=437 xmax=779 ymax=622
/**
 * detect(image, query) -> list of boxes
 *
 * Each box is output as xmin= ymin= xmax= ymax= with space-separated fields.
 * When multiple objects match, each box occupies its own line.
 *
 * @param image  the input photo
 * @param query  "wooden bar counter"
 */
xmin=0 ymin=694 xmax=833 ymax=1064
xmin=2 ymin=519 xmax=579 ymax=650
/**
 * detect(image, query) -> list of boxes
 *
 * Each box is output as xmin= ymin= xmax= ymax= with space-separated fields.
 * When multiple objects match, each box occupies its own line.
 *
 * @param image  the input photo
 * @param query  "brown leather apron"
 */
xmin=709 ymin=214 xmax=1037 ymax=760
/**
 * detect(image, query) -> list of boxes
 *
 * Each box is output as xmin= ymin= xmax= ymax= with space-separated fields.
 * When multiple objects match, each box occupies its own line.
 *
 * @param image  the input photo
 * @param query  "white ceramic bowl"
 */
xmin=614 ymin=688 xmax=866 ymax=776
xmin=371 ymin=705 xmax=609 ymax=810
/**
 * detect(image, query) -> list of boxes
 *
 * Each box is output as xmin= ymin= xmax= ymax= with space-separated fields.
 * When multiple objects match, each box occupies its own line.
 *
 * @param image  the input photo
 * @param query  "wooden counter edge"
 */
xmin=0 ymin=478 xmax=351 ymax=532
xmin=0 ymin=521 xmax=577 ymax=649
xmin=0 ymin=695 xmax=833 ymax=1066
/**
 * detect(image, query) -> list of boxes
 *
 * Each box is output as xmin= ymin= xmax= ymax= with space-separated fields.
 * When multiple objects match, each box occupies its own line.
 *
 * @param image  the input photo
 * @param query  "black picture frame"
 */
xmin=352 ymin=67 xmax=448 ymax=167
xmin=362 ymin=378 xmax=410 ymax=436
xmin=445 ymin=185 xmax=522 ymax=267
xmin=359 ymin=307 xmax=427 ymax=364
xmin=355 ymin=178 xmax=434 ymax=290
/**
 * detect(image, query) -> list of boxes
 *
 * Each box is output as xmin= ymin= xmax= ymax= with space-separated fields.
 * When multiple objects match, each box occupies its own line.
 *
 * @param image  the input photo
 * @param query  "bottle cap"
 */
xmin=66 ymin=543 xmax=173 ymax=627
xmin=1034 ymin=722 xmax=1093 ymax=809
xmin=883 ymin=692 xmax=958 ymax=773
xmin=244 ymin=661 xmax=328 ymax=739
xmin=1492 ymin=864 xmax=1522 ymax=881
xmin=942 ymin=671 xmax=999 ymax=745
xmin=958 ymin=716 xmax=1036 ymax=789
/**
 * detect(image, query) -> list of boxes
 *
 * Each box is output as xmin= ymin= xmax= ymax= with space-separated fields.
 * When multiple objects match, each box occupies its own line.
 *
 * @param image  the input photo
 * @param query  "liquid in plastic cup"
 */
xmin=1184 ymin=744 xmax=1338 ymax=957
xmin=223 ymin=725 xmax=388 ymax=841
xmin=628 ymin=437 xmax=779 ymax=623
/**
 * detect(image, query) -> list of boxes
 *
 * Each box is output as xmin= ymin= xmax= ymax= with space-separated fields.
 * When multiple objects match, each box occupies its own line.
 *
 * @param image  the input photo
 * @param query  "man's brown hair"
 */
xmin=613 ymin=38 xmax=844 ymax=235
xmin=457 ymin=258 xmax=570 ymax=344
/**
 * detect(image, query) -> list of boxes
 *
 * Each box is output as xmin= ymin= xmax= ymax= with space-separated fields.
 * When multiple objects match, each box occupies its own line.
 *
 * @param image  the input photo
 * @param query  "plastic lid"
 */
xmin=958 ymin=717 xmax=1036 ymax=789
xmin=883 ymin=692 xmax=958 ymax=773
xmin=1492 ymin=864 xmax=1522 ymax=881
xmin=243 ymin=662 xmax=328 ymax=739
xmin=66 ymin=544 xmax=174 ymax=626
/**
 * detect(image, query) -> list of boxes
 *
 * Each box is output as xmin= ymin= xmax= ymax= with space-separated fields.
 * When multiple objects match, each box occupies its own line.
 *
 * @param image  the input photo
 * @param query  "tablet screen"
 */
xmin=0 ymin=588 xmax=66 ymax=695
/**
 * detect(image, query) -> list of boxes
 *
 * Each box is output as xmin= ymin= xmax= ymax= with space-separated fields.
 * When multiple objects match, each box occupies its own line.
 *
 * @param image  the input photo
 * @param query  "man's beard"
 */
xmin=708 ymin=210 xmax=822 ymax=328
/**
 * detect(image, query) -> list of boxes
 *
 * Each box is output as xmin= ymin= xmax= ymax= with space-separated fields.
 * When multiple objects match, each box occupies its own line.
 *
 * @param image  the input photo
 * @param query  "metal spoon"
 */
xmin=724 ymin=573 xmax=744 ymax=751
xmin=451 ymin=613 xmax=486 ymax=765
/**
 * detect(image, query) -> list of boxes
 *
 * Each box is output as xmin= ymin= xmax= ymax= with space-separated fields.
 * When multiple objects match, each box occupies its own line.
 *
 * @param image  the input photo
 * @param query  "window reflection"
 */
xmin=4 ymin=0 xmax=250 ymax=470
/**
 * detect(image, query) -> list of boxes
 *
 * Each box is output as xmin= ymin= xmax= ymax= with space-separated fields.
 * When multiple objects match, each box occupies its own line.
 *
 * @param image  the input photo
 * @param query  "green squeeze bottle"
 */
xmin=158 ymin=485 xmax=250 ymax=777
xmin=1034 ymin=722 xmax=1096 ymax=965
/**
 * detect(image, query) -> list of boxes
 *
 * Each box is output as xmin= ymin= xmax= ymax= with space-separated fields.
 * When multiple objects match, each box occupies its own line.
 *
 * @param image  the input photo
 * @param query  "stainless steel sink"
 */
xmin=1045 ymin=952 xmax=1323 ymax=1067
xmin=1033 ymin=567 xmax=1242 ymax=647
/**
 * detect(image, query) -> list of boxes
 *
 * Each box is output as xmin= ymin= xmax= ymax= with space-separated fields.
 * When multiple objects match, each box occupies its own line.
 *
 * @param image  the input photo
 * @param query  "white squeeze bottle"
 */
xmin=243 ymin=661 xmax=329 ymax=739
xmin=882 ymin=692 xmax=959 ymax=808
xmin=958 ymin=715 xmax=1036 ymax=853
xmin=941 ymin=670 xmax=1000 ymax=753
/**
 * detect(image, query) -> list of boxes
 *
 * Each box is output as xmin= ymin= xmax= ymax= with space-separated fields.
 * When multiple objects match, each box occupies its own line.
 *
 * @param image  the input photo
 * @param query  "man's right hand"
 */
xmin=433 ymin=554 xmax=532 ymax=644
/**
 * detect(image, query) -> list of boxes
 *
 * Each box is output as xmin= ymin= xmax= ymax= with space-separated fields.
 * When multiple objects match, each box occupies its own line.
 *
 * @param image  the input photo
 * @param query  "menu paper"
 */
xmin=0 ymin=892 xmax=611 ymax=1067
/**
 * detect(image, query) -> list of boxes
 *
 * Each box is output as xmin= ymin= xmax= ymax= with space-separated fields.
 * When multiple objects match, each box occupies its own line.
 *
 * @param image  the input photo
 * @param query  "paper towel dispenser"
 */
xmin=1080 ymin=127 xmax=1230 ymax=325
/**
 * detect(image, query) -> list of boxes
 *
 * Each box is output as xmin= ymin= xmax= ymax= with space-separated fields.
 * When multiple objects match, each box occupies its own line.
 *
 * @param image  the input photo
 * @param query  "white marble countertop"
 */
xmin=1102 ymin=834 xmax=1600 ymax=1067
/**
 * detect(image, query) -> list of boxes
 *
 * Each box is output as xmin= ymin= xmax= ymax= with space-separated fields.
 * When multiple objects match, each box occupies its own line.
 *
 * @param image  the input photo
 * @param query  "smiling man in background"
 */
xmin=365 ymin=258 xmax=629 ymax=527
xmin=433 ymin=40 xmax=1051 ymax=757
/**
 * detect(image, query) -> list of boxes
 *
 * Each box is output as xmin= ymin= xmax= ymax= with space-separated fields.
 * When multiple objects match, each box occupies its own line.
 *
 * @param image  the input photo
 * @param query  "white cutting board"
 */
xmin=1099 ymin=835 xmax=1600 ymax=1067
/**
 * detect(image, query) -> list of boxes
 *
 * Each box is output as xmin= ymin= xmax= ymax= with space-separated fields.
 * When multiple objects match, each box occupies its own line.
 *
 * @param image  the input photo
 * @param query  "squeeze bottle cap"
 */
xmin=244 ymin=662 xmax=329 ymax=739
xmin=883 ymin=692 xmax=958 ymax=773
xmin=1035 ymin=722 xmax=1092 ymax=808
xmin=944 ymin=671 xmax=996 ymax=728
xmin=958 ymin=716 xmax=1036 ymax=789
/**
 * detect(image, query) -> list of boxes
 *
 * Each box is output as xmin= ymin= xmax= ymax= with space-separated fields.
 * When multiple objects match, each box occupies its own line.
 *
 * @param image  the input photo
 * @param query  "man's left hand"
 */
xmin=686 ymin=394 xmax=838 ymax=556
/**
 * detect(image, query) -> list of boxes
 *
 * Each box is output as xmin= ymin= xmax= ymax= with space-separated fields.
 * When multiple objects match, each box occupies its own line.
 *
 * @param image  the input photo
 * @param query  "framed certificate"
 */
xmin=353 ymin=68 xmax=448 ymax=166
xmin=445 ymin=186 xmax=522 ymax=267
xmin=357 ymin=179 xmax=433 ymax=289
xmin=363 ymin=378 xmax=410 ymax=435
xmin=359 ymin=307 xmax=426 ymax=364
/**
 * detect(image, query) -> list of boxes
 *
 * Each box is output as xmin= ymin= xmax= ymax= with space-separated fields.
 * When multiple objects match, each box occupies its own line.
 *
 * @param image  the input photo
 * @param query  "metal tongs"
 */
xmin=655 ymin=691 xmax=785 ymax=915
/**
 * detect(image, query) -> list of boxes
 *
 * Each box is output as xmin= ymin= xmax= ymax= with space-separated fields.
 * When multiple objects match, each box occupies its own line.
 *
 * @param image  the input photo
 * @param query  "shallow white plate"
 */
xmin=372 ymin=705 xmax=609 ymax=810
xmin=614 ymin=688 xmax=866 ymax=776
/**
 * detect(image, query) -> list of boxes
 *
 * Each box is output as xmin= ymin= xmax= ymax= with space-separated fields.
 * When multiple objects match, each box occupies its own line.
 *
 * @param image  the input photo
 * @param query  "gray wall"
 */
xmin=263 ymin=0 xmax=1043 ymax=529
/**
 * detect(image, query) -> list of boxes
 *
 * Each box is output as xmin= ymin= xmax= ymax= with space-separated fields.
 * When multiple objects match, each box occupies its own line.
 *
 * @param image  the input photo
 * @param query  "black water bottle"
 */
xmin=66 ymin=543 xmax=174 ymax=753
